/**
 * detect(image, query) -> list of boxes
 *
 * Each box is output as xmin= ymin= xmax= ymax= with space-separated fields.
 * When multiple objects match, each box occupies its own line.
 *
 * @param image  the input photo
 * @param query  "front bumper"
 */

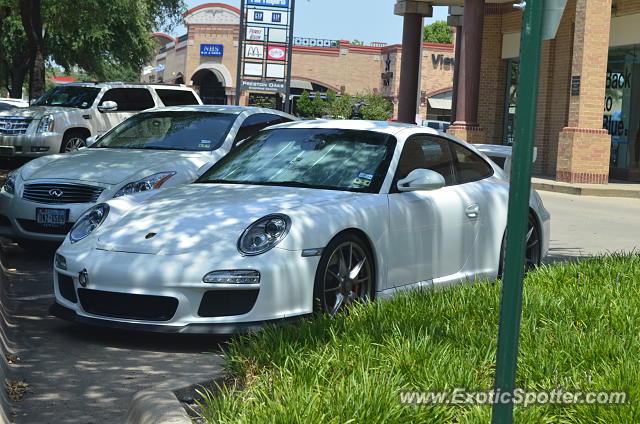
xmin=52 ymin=245 xmax=321 ymax=332
xmin=0 ymin=191 xmax=98 ymax=242
xmin=0 ymin=133 xmax=61 ymax=157
xmin=50 ymin=302 xmax=305 ymax=334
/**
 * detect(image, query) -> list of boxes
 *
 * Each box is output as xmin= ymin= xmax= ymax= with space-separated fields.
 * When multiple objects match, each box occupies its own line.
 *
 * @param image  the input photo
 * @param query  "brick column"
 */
xmin=394 ymin=1 xmax=433 ymax=124
xmin=447 ymin=0 xmax=486 ymax=144
xmin=556 ymin=0 xmax=612 ymax=184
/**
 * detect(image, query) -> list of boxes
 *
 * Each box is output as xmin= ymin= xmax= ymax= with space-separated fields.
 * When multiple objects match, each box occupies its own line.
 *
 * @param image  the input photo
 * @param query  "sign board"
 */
xmin=247 ymin=0 xmax=289 ymax=7
xmin=571 ymin=75 xmax=580 ymax=95
xmin=240 ymin=79 xmax=286 ymax=93
xmin=236 ymin=0 xmax=295 ymax=109
xmin=200 ymin=44 xmax=224 ymax=57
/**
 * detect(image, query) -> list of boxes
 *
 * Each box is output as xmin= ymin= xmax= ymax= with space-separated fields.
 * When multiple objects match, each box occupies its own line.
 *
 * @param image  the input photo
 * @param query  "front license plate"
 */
xmin=36 ymin=208 xmax=69 ymax=227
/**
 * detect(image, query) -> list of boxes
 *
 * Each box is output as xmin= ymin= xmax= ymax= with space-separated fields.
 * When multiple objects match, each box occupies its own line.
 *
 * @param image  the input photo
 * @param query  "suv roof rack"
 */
xmin=71 ymin=81 xmax=185 ymax=87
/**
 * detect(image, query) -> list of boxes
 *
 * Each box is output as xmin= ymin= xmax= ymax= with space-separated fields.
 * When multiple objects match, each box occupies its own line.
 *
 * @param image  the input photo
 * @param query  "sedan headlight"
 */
xmin=2 ymin=170 xmax=17 ymax=194
xmin=113 ymin=171 xmax=176 ymax=198
xmin=37 ymin=115 xmax=55 ymax=133
xmin=238 ymin=214 xmax=291 ymax=256
xmin=69 ymin=203 xmax=110 ymax=243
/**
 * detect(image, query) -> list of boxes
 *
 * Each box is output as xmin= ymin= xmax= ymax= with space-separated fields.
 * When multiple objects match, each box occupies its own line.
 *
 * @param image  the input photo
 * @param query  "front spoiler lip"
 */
xmin=49 ymin=302 xmax=307 ymax=335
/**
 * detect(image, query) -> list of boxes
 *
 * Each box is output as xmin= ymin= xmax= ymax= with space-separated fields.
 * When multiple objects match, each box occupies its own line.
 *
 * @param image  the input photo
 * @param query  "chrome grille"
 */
xmin=22 ymin=183 xmax=104 ymax=204
xmin=0 ymin=117 xmax=32 ymax=135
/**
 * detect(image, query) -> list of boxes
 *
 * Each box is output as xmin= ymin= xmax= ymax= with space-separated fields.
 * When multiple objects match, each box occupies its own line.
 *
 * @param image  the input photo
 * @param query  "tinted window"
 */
xmin=233 ymin=113 xmax=292 ymax=145
xmin=100 ymin=88 xmax=155 ymax=111
xmin=156 ymin=89 xmax=199 ymax=106
xmin=426 ymin=122 xmax=441 ymax=130
xmin=451 ymin=143 xmax=494 ymax=184
xmin=93 ymin=111 xmax=237 ymax=151
xmin=393 ymin=135 xmax=456 ymax=190
xmin=200 ymin=128 xmax=396 ymax=193
xmin=32 ymin=86 xmax=100 ymax=109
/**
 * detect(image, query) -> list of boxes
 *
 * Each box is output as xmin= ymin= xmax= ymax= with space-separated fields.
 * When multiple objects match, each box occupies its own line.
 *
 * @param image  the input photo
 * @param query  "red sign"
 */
xmin=267 ymin=46 xmax=287 ymax=61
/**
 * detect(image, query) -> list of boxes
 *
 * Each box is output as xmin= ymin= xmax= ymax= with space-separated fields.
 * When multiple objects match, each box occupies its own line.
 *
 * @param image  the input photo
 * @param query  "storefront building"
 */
xmin=395 ymin=0 xmax=640 ymax=183
xmin=143 ymin=3 xmax=455 ymax=121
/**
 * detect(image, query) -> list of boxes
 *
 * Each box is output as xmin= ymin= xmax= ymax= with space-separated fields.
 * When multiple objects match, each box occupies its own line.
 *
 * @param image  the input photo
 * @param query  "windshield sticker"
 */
xmin=353 ymin=175 xmax=372 ymax=187
xmin=198 ymin=140 xmax=212 ymax=149
xmin=358 ymin=172 xmax=374 ymax=181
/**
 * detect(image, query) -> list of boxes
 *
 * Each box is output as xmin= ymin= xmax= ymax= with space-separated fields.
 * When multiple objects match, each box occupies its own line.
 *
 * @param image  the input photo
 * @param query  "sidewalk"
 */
xmin=532 ymin=177 xmax=640 ymax=199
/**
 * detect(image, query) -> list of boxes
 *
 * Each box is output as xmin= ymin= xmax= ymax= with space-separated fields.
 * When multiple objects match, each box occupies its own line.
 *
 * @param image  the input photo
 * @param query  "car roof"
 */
xmin=266 ymin=119 xmax=432 ymax=136
xmin=61 ymin=82 xmax=193 ymax=90
xmin=140 ymin=105 xmax=296 ymax=117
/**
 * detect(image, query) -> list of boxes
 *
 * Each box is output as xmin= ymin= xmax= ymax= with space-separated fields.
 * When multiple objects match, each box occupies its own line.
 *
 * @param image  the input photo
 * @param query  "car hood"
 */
xmin=0 ymin=106 xmax=72 ymax=119
xmin=97 ymin=184 xmax=356 ymax=255
xmin=20 ymin=148 xmax=214 ymax=185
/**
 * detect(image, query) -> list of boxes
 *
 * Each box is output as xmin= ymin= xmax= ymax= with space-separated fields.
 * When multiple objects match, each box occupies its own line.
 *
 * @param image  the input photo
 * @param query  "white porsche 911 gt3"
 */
xmin=51 ymin=120 xmax=550 ymax=333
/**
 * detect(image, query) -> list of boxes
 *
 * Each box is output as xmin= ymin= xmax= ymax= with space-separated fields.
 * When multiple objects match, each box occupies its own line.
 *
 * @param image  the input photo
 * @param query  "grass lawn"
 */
xmin=198 ymin=254 xmax=640 ymax=423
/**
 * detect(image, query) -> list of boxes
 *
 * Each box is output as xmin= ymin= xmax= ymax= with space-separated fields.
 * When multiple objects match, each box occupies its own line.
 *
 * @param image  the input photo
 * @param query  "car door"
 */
xmin=94 ymin=88 xmax=155 ymax=135
xmin=386 ymin=134 xmax=482 ymax=289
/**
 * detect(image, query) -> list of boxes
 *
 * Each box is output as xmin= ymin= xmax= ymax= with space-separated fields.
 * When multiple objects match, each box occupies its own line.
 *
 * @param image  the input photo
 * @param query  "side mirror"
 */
xmin=397 ymin=169 xmax=445 ymax=192
xmin=98 ymin=101 xmax=118 ymax=112
xmin=85 ymin=135 xmax=99 ymax=147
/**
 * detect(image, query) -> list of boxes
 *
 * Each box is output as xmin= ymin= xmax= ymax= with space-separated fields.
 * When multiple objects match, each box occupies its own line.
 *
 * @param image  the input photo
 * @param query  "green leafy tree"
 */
xmin=351 ymin=39 xmax=364 ymax=46
xmin=296 ymin=90 xmax=314 ymax=117
xmin=423 ymin=20 xmax=453 ymax=44
xmin=0 ymin=1 xmax=30 ymax=97
xmin=1 ymin=0 xmax=185 ymax=99
xmin=312 ymin=92 xmax=326 ymax=117
xmin=359 ymin=92 xmax=394 ymax=121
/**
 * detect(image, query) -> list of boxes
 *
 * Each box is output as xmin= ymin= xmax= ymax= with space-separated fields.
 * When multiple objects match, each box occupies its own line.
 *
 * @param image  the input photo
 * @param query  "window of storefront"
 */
xmin=605 ymin=45 xmax=640 ymax=170
xmin=502 ymin=60 xmax=519 ymax=145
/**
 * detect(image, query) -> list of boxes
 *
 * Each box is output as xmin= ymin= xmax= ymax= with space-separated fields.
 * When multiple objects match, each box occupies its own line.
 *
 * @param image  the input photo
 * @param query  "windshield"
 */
xmin=93 ymin=111 xmax=238 ymax=151
xmin=32 ymin=86 xmax=100 ymax=109
xmin=198 ymin=128 xmax=396 ymax=193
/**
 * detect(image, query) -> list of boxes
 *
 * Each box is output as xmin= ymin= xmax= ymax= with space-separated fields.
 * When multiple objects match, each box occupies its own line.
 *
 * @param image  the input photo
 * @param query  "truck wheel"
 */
xmin=60 ymin=131 xmax=87 ymax=153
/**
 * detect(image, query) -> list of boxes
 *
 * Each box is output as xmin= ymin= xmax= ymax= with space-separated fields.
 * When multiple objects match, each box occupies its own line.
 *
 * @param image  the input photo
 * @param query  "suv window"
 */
xmin=450 ymin=142 xmax=494 ymax=184
xmin=155 ymin=89 xmax=199 ymax=106
xmin=99 ymin=88 xmax=155 ymax=111
xmin=32 ymin=86 xmax=100 ymax=109
xmin=393 ymin=135 xmax=456 ymax=191
xmin=233 ymin=113 xmax=292 ymax=145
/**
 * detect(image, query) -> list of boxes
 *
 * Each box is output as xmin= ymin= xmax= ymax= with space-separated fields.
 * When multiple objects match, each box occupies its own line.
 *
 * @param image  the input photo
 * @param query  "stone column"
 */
xmin=395 ymin=1 xmax=433 ymax=124
xmin=447 ymin=0 xmax=485 ymax=144
xmin=556 ymin=0 xmax=612 ymax=184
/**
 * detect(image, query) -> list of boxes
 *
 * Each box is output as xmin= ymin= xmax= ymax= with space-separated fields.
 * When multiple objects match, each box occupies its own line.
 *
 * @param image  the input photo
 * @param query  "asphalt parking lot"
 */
xmin=1 ymin=184 xmax=639 ymax=423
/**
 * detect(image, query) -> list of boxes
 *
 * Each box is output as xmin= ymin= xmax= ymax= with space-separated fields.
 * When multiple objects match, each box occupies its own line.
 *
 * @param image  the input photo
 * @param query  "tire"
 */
xmin=497 ymin=214 xmax=541 ymax=279
xmin=60 ymin=131 xmax=87 ymax=153
xmin=313 ymin=232 xmax=375 ymax=314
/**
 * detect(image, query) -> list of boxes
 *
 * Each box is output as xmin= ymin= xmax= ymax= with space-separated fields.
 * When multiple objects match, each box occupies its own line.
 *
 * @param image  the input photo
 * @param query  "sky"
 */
xmin=171 ymin=0 xmax=449 ymax=45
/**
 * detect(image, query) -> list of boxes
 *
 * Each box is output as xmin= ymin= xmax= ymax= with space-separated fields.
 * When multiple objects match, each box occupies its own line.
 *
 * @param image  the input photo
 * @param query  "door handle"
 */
xmin=465 ymin=204 xmax=480 ymax=219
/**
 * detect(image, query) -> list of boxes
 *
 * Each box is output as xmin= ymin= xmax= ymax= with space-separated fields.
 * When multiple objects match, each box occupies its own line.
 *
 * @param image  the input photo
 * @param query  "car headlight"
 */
xmin=113 ymin=171 xmax=176 ymax=198
xmin=2 ymin=170 xmax=17 ymax=194
xmin=238 ymin=214 xmax=291 ymax=256
xmin=69 ymin=203 xmax=110 ymax=243
xmin=37 ymin=115 xmax=55 ymax=133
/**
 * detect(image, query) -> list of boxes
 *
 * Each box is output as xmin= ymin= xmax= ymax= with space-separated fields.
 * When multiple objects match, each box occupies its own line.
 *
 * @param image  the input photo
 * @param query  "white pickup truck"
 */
xmin=0 ymin=82 xmax=201 ymax=157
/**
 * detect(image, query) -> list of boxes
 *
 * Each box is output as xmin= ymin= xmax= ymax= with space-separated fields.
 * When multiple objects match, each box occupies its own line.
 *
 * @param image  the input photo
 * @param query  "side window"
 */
xmin=450 ymin=142 xmax=494 ymax=184
xmin=392 ymin=135 xmax=456 ymax=191
xmin=155 ymin=89 xmax=199 ymax=106
xmin=99 ymin=88 xmax=155 ymax=111
xmin=233 ymin=113 xmax=292 ymax=146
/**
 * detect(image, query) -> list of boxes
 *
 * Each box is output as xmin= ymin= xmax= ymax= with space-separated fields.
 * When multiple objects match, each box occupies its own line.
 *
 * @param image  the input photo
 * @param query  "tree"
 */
xmin=2 ymin=0 xmax=185 ymax=99
xmin=296 ymin=90 xmax=314 ymax=117
xmin=423 ymin=21 xmax=453 ymax=44
xmin=359 ymin=92 xmax=393 ymax=121
xmin=351 ymin=39 xmax=364 ymax=46
xmin=0 ymin=0 xmax=30 ymax=98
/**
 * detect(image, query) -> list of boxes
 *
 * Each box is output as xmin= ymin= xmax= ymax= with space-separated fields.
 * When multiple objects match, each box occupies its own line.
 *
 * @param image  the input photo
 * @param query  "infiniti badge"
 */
xmin=49 ymin=189 xmax=64 ymax=198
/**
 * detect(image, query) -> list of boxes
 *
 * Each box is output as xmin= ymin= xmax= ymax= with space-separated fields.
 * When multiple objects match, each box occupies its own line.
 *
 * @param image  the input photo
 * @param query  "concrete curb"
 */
xmin=532 ymin=180 xmax=640 ymax=199
xmin=125 ymin=371 xmax=226 ymax=424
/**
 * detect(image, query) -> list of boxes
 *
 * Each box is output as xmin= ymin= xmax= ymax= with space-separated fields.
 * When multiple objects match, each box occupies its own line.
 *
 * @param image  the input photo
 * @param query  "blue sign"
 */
xmin=200 ymin=44 xmax=224 ymax=57
xmin=247 ymin=0 xmax=289 ymax=7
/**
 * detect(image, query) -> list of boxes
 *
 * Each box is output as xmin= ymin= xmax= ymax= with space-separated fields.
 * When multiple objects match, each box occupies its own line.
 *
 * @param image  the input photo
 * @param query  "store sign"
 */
xmin=246 ymin=44 xmax=265 ymax=59
xmin=240 ymin=79 xmax=286 ymax=93
xmin=200 ymin=44 xmax=224 ymax=57
xmin=267 ymin=46 xmax=287 ymax=60
xmin=571 ymin=75 xmax=580 ymax=96
xmin=247 ymin=26 xmax=266 ymax=41
xmin=431 ymin=54 xmax=454 ymax=67
xmin=247 ymin=0 xmax=289 ymax=7
xmin=248 ymin=9 xmax=288 ymax=25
